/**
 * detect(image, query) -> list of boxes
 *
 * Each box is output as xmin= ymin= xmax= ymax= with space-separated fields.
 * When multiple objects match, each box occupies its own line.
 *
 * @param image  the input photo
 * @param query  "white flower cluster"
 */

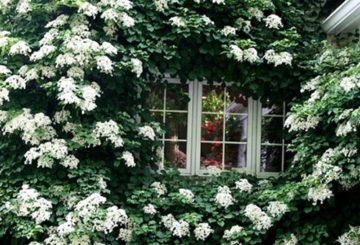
xmin=17 ymin=0 xmax=31 ymax=13
xmin=95 ymin=206 xmax=128 ymax=234
xmin=215 ymin=186 xmax=234 ymax=208
xmin=0 ymin=64 xmax=11 ymax=75
xmin=311 ymin=149 xmax=342 ymax=184
xmin=337 ymin=226 xmax=360 ymax=245
xmin=248 ymin=7 xmax=264 ymax=21
xmin=121 ymin=151 xmax=136 ymax=167
xmin=171 ymin=220 xmax=190 ymax=238
xmin=230 ymin=45 xmax=243 ymax=62
xmin=336 ymin=121 xmax=355 ymax=137
xmin=96 ymin=55 xmax=114 ymax=75
xmin=93 ymin=120 xmax=124 ymax=147
xmin=307 ymin=184 xmax=333 ymax=205
xmin=3 ymin=109 xmax=55 ymax=145
xmin=340 ymin=76 xmax=358 ymax=93
xmin=75 ymin=193 xmax=106 ymax=217
xmin=301 ymin=76 xmax=321 ymax=93
xmin=78 ymin=2 xmax=99 ymax=18
xmin=264 ymin=49 xmax=292 ymax=66
xmin=131 ymin=58 xmax=143 ymax=77
xmin=118 ymin=228 xmax=133 ymax=242
xmin=264 ymin=14 xmax=283 ymax=29
xmin=267 ymin=201 xmax=288 ymax=217
xmin=169 ymin=16 xmax=186 ymax=27
xmin=53 ymin=110 xmax=71 ymax=124
xmin=4 ymin=75 xmax=27 ymax=89
xmin=278 ymin=234 xmax=298 ymax=245
xmin=201 ymin=15 xmax=214 ymax=25
xmin=6 ymin=184 xmax=52 ymax=224
xmin=161 ymin=213 xmax=176 ymax=229
xmin=151 ymin=182 xmax=167 ymax=196
xmin=207 ymin=165 xmax=221 ymax=176
xmin=139 ymin=125 xmax=156 ymax=140
xmin=229 ymin=45 xmax=259 ymax=63
xmin=143 ymin=204 xmax=157 ymax=215
xmin=221 ymin=26 xmax=236 ymax=36
xmin=0 ymin=87 xmax=9 ymax=105
xmin=223 ymin=225 xmax=243 ymax=240
xmin=178 ymin=188 xmax=194 ymax=202
xmin=285 ymin=114 xmax=320 ymax=132
xmin=244 ymin=204 xmax=272 ymax=230
xmin=30 ymin=45 xmax=56 ymax=61
xmin=235 ymin=179 xmax=253 ymax=193
xmin=194 ymin=223 xmax=214 ymax=241
xmin=212 ymin=0 xmax=225 ymax=4
xmin=46 ymin=14 xmax=69 ymax=28
xmin=9 ymin=41 xmax=31 ymax=56
xmin=24 ymin=139 xmax=79 ymax=169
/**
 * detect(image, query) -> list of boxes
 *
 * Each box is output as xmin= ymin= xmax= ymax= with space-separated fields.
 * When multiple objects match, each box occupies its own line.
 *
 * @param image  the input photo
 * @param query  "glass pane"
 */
xmin=261 ymin=116 xmax=284 ymax=143
xmin=225 ymin=114 xmax=248 ymax=142
xmin=151 ymin=112 xmax=164 ymax=124
xmin=164 ymin=141 xmax=187 ymax=169
xmin=202 ymin=85 xmax=224 ymax=113
xmin=146 ymin=84 xmax=164 ymax=110
xmin=201 ymin=114 xmax=223 ymax=141
xmin=225 ymin=144 xmax=247 ymax=169
xmin=165 ymin=112 xmax=188 ymax=140
xmin=262 ymin=102 xmax=283 ymax=115
xmin=225 ymin=88 xmax=248 ymax=114
xmin=283 ymin=148 xmax=294 ymax=171
xmin=200 ymin=143 xmax=223 ymax=169
xmin=165 ymin=84 xmax=189 ymax=111
xmin=261 ymin=145 xmax=282 ymax=172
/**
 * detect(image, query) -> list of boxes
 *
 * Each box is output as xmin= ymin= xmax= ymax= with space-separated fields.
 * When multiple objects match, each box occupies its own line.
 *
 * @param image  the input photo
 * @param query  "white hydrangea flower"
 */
xmin=39 ymin=29 xmax=59 ymax=46
xmin=212 ymin=0 xmax=225 ymax=5
xmin=64 ymin=36 xmax=100 ymax=54
xmin=67 ymin=67 xmax=85 ymax=79
xmin=4 ymin=75 xmax=27 ymax=89
xmin=337 ymin=226 xmax=360 ymax=245
xmin=57 ymin=77 xmax=81 ymax=105
xmin=143 ymin=204 xmax=157 ymax=215
xmin=121 ymin=151 xmax=136 ymax=167
xmin=9 ymin=41 xmax=31 ymax=56
xmin=16 ymin=0 xmax=31 ymax=14
xmin=171 ymin=220 xmax=190 ymax=238
xmin=169 ymin=16 xmax=186 ymax=27
xmin=201 ymin=15 xmax=214 ymax=25
xmin=101 ymin=42 xmax=118 ymax=55
xmin=95 ymin=55 xmax=114 ymax=75
xmin=95 ymin=206 xmax=128 ymax=234
xmin=94 ymin=120 xmax=124 ymax=147
xmin=101 ymin=8 xmax=120 ymax=21
xmin=235 ymin=179 xmax=252 ymax=193
xmin=285 ymin=114 xmax=320 ymax=132
xmin=24 ymin=68 xmax=39 ymax=82
xmin=244 ymin=204 xmax=272 ymax=230
xmin=264 ymin=14 xmax=283 ymax=29
xmin=243 ymin=48 xmax=259 ymax=63
xmin=267 ymin=201 xmax=288 ymax=217
xmin=154 ymin=0 xmax=169 ymax=12
xmin=78 ymin=2 xmax=98 ymax=18
xmin=60 ymin=155 xmax=80 ymax=169
xmin=279 ymin=233 xmax=298 ymax=245
xmin=230 ymin=45 xmax=243 ymax=62
xmin=56 ymin=53 xmax=77 ymax=68
xmin=248 ymin=7 xmax=264 ymax=21
xmin=221 ymin=26 xmax=236 ymax=36
xmin=79 ymin=83 xmax=101 ymax=112
xmin=178 ymin=188 xmax=194 ymax=202
xmin=118 ymin=228 xmax=133 ymax=242
xmin=75 ymin=193 xmax=107 ymax=218
xmin=264 ymin=49 xmax=293 ymax=66
xmin=336 ymin=121 xmax=355 ymax=137
xmin=161 ymin=213 xmax=176 ymax=229
xmin=215 ymin=186 xmax=234 ymax=208
xmin=308 ymin=184 xmax=333 ymax=205
xmin=139 ymin=125 xmax=155 ymax=140
xmin=45 ymin=14 xmax=69 ymax=28
xmin=30 ymin=45 xmax=56 ymax=61
xmin=151 ymin=182 xmax=167 ymax=196
xmin=0 ymin=36 xmax=9 ymax=48
xmin=340 ymin=76 xmax=357 ymax=92
xmin=207 ymin=165 xmax=221 ymax=176
xmin=131 ymin=58 xmax=143 ymax=77
xmin=0 ymin=88 xmax=9 ymax=105
xmin=194 ymin=223 xmax=214 ymax=241
xmin=223 ymin=225 xmax=243 ymax=240
xmin=120 ymin=12 xmax=135 ymax=27
xmin=98 ymin=177 xmax=107 ymax=189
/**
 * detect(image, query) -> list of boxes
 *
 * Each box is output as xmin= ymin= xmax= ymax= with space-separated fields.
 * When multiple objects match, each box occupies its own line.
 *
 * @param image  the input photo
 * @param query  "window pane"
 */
xmin=225 ymin=114 xmax=248 ymax=142
xmin=283 ymin=149 xmax=294 ymax=171
xmin=261 ymin=145 xmax=282 ymax=172
xmin=151 ymin=112 xmax=164 ymax=124
xmin=165 ymin=112 xmax=187 ymax=140
xmin=164 ymin=141 xmax=187 ymax=169
xmin=225 ymin=88 xmax=248 ymax=114
xmin=165 ymin=84 xmax=189 ymax=111
xmin=146 ymin=84 xmax=164 ymax=110
xmin=201 ymin=114 xmax=223 ymax=141
xmin=225 ymin=144 xmax=247 ymax=169
xmin=262 ymin=102 xmax=283 ymax=115
xmin=202 ymin=85 xmax=224 ymax=113
xmin=200 ymin=143 xmax=223 ymax=169
xmin=261 ymin=116 xmax=284 ymax=143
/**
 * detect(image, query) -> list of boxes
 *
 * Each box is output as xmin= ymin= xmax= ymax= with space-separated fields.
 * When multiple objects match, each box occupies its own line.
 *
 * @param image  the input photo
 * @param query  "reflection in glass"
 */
xmin=261 ymin=145 xmax=282 ymax=172
xmin=225 ymin=144 xmax=247 ymax=169
xmin=200 ymin=143 xmax=223 ymax=169
xmin=165 ymin=84 xmax=189 ymax=111
xmin=164 ymin=141 xmax=187 ymax=169
xmin=202 ymin=85 xmax=224 ymax=113
xmin=146 ymin=84 xmax=164 ymax=110
xmin=262 ymin=102 xmax=283 ymax=115
xmin=165 ymin=112 xmax=188 ymax=140
xmin=225 ymin=114 xmax=248 ymax=142
xmin=225 ymin=88 xmax=248 ymax=114
xmin=201 ymin=114 xmax=223 ymax=141
xmin=261 ymin=116 xmax=283 ymax=143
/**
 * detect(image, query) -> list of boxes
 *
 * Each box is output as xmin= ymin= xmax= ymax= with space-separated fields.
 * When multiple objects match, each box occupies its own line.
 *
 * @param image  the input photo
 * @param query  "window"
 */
xmin=145 ymin=78 xmax=289 ymax=177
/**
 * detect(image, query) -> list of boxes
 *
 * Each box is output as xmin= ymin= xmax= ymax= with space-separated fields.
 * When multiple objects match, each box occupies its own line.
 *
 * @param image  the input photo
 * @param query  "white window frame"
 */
xmin=149 ymin=77 xmax=287 ymax=177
